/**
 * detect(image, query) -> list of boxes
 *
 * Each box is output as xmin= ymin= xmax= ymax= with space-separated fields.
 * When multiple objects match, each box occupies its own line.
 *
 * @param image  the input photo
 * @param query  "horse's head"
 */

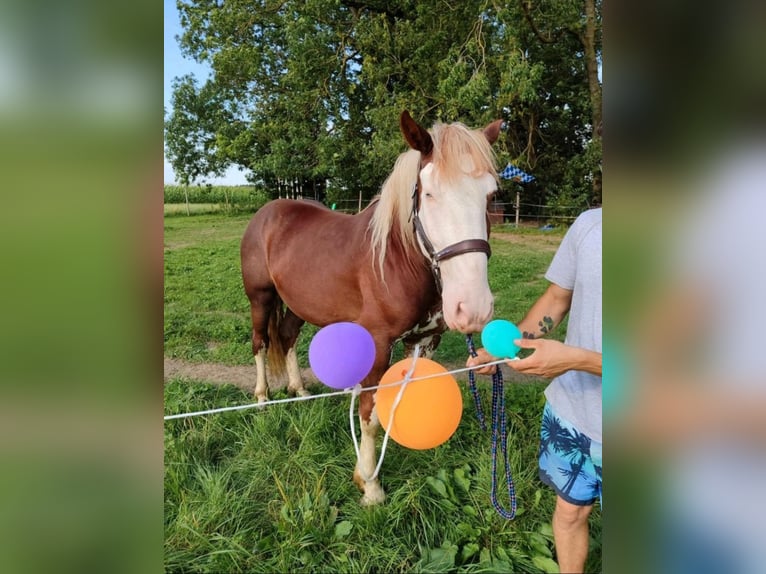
xmin=400 ymin=111 xmax=503 ymax=334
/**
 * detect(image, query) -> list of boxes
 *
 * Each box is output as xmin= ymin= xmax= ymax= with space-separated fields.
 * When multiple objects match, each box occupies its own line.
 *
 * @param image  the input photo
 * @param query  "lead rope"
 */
xmin=466 ymin=334 xmax=517 ymax=519
xmin=349 ymin=345 xmax=422 ymax=482
xmin=465 ymin=335 xmax=486 ymax=431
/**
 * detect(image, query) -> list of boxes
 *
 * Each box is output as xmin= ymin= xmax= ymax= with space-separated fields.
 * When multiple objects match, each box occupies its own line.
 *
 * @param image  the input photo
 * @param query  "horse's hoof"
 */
xmin=256 ymin=395 xmax=269 ymax=405
xmin=360 ymin=490 xmax=386 ymax=506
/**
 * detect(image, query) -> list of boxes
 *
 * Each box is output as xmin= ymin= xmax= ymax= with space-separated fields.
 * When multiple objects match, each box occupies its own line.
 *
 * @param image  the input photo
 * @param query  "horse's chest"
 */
xmin=399 ymin=308 xmax=447 ymax=358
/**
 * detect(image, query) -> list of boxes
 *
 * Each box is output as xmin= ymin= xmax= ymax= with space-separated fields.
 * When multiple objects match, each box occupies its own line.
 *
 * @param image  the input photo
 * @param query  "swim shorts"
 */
xmin=538 ymin=401 xmax=602 ymax=506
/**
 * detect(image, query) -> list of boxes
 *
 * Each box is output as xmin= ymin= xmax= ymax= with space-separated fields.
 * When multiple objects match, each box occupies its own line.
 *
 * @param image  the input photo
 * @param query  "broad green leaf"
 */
xmin=532 ymin=555 xmax=560 ymax=573
xmin=453 ymin=467 xmax=471 ymax=492
xmin=334 ymin=520 xmax=353 ymax=539
xmin=461 ymin=542 xmax=480 ymax=561
xmin=426 ymin=476 xmax=447 ymax=498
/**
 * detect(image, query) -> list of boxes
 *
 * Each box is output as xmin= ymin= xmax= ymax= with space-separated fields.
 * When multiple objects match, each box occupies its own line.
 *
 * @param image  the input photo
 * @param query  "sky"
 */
xmin=164 ymin=0 xmax=248 ymax=185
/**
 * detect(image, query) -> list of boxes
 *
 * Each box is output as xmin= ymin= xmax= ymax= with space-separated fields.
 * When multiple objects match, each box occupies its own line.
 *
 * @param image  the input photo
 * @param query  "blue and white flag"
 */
xmin=499 ymin=163 xmax=535 ymax=183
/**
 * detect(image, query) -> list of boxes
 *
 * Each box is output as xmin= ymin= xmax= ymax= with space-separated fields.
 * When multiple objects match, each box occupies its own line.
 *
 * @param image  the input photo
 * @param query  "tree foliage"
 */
xmin=165 ymin=0 xmax=601 ymax=212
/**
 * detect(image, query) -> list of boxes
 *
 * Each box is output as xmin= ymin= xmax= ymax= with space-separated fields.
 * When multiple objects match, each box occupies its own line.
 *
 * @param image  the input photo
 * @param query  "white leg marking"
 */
xmin=355 ymin=410 xmax=385 ymax=505
xmin=286 ymin=347 xmax=309 ymax=397
xmin=254 ymin=347 xmax=269 ymax=403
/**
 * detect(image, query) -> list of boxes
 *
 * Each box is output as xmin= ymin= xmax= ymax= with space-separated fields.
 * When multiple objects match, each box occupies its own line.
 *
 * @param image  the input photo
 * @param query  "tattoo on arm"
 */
xmin=537 ymin=316 xmax=553 ymax=335
xmin=522 ymin=331 xmax=536 ymax=339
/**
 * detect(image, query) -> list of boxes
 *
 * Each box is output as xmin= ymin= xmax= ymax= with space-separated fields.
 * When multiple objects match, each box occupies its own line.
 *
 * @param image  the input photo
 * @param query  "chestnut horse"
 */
xmin=241 ymin=111 xmax=502 ymax=504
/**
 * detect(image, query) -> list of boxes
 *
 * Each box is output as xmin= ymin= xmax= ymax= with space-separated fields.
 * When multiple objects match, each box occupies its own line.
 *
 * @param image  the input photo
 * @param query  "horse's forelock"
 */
xmin=429 ymin=122 xmax=498 ymax=185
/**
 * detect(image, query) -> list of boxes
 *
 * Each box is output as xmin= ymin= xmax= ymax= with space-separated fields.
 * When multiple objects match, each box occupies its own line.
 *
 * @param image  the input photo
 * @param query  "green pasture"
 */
xmin=164 ymin=211 xmax=600 ymax=573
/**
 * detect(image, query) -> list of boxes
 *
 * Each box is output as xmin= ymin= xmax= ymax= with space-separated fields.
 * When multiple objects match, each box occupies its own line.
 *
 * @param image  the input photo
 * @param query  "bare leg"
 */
xmin=286 ymin=347 xmax=309 ymax=397
xmin=254 ymin=347 xmax=269 ymax=403
xmin=552 ymin=496 xmax=593 ymax=573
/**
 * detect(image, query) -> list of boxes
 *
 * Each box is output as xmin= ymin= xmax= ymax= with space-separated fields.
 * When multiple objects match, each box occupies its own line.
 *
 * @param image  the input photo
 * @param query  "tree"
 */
xmin=164 ymin=75 xmax=229 ymax=213
xmin=168 ymin=0 xmax=601 ymax=215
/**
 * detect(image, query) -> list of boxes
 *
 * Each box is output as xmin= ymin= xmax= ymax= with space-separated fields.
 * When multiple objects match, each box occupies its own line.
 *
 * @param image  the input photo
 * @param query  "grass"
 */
xmin=164 ymin=203 xmax=225 ymax=216
xmin=164 ymin=211 xmax=601 ymax=573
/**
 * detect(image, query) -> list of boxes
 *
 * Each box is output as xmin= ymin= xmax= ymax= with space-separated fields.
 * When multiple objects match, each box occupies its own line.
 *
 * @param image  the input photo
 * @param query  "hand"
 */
xmin=465 ymin=347 xmax=499 ymax=375
xmin=506 ymin=338 xmax=576 ymax=378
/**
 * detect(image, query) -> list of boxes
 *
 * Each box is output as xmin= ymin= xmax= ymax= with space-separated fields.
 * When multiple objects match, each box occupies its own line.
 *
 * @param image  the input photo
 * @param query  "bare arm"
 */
xmin=515 ymin=283 xmax=573 ymax=340
xmin=510 ymin=338 xmax=602 ymax=378
xmin=467 ymin=283 xmax=575 ymax=375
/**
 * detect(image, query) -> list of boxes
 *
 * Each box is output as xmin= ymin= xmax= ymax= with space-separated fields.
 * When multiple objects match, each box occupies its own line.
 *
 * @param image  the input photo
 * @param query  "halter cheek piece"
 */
xmin=410 ymin=183 xmax=492 ymax=293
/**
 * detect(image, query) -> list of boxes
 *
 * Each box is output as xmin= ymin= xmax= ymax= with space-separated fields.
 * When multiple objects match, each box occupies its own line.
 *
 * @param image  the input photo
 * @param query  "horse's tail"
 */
xmin=267 ymin=295 xmax=288 ymax=382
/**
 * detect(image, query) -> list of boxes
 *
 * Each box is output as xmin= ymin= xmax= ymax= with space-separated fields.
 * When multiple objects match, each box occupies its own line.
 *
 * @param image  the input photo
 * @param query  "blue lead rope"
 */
xmin=466 ymin=334 xmax=517 ymax=519
xmin=465 ymin=335 xmax=486 ymax=431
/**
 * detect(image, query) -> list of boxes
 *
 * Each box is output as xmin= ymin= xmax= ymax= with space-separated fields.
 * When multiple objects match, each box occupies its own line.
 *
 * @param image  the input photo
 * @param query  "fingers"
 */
xmin=475 ymin=365 xmax=498 ymax=375
xmin=505 ymin=356 xmax=532 ymax=372
xmin=514 ymin=337 xmax=540 ymax=349
xmin=466 ymin=348 xmax=498 ymax=375
xmin=466 ymin=359 xmax=497 ymax=375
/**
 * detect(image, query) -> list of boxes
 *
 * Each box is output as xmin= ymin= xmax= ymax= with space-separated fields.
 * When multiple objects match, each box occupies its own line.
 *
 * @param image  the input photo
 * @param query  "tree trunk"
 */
xmin=582 ymin=0 xmax=601 ymax=132
xmin=582 ymin=0 xmax=602 ymax=202
xmin=183 ymin=182 xmax=190 ymax=216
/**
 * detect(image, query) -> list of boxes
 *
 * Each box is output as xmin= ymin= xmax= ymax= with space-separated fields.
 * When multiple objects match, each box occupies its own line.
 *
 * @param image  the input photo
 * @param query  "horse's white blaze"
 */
xmin=418 ymin=165 xmax=495 ymax=333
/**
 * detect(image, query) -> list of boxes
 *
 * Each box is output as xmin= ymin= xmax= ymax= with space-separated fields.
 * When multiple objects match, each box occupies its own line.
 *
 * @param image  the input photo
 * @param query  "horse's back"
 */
xmin=243 ymin=199 xmax=356 ymax=246
xmin=241 ymin=199 xmax=370 ymax=316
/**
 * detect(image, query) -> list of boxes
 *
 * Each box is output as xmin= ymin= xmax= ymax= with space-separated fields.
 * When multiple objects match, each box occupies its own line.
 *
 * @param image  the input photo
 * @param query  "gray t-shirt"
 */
xmin=543 ymin=207 xmax=602 ymax=443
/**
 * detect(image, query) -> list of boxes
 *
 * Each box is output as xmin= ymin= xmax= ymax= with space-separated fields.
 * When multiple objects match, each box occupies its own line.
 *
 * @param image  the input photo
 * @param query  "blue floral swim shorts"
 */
xmin=538 ymin=401 xmax=602 ymax=506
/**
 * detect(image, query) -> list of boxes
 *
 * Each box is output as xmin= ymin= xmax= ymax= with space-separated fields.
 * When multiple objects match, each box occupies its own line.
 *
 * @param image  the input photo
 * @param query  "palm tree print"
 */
xmin=540 ymin=407 xmax=594 ymax=497
xmin=540 ymin=409 xmax=569 ymax=453
xmin=560 ymin=429 xmax=592 ymax=495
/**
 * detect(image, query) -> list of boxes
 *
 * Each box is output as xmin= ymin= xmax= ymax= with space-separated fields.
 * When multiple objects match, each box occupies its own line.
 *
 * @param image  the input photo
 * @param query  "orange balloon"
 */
xmin=375 ymin=358 xmax=463 ymax=450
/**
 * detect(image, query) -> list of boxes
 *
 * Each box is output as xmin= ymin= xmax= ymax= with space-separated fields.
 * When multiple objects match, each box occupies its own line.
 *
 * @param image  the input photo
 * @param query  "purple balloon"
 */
xmin=308 ymin=322 xmax=376 ymax=389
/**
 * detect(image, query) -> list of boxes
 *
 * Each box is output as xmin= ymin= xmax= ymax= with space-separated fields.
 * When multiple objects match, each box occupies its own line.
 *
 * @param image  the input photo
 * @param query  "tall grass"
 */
xmin=164 ymin=213 xmax=601 ymax=573
xmin=164 ymin=185 xmax=271 ymax=215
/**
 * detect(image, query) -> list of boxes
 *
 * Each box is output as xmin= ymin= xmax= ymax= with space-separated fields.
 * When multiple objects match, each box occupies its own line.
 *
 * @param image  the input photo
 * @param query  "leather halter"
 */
xmin=410 ymin=183 xmax=492 ymax=293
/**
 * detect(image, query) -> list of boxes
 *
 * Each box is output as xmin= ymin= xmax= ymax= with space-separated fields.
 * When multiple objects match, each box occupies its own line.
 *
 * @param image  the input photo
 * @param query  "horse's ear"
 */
xmin=400 ymin=111 xmax=433 ymax=156
xmin=483 ymin=119 xmax=505 ymax=145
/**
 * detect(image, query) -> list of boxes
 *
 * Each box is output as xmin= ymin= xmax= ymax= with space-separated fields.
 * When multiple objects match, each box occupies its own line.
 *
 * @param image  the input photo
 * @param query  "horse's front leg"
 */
xmin=353 ymin=388 xmax=386 ymax=505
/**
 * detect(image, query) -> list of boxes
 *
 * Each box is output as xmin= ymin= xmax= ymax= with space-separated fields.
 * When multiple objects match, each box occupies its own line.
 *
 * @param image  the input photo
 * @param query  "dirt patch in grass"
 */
xmin=490 ymin=231 xmax=561 ymax=251
xmin=164 ymin=356 xmax=319 ymax=393
xmin=164 ymin=355 xmax=536 ymax=395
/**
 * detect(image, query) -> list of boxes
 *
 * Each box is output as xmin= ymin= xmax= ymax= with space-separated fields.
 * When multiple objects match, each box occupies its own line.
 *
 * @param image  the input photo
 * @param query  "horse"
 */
xmin=240 ymin=110 xmax=503 ymax=505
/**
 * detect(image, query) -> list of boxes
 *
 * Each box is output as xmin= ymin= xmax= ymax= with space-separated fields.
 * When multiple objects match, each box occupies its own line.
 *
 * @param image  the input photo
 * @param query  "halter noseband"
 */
xmin=410 ymin=183 xmax=492 ymax=293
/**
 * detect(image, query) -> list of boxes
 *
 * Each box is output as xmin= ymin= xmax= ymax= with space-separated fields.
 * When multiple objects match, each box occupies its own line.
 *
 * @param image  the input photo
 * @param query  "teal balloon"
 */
xmin=481 ymin=320 xmax=522 ymax=359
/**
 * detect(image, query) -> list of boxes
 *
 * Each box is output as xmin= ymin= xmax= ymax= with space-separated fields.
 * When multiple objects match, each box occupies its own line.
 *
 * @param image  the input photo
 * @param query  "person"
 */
xmin=620 ymin=138 xmax=766 ymax=574
xmin=467 ymin=207 xmax=602 ymax=574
